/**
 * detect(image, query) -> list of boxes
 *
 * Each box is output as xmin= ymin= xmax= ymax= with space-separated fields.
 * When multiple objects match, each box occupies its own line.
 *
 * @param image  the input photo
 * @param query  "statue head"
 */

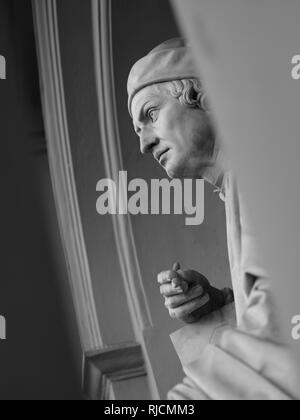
xmin=127 ymin=38 xmax=217 ymax=179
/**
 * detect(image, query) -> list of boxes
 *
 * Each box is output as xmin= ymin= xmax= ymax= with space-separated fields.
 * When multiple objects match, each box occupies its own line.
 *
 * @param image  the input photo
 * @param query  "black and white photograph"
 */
xmin=1 ymin=0 xmax=300 ymax=403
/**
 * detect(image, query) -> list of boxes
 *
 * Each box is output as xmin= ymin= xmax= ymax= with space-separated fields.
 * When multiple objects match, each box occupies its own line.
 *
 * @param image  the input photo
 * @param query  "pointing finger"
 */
xmin=168 ymin=293 xmax=210 ymax=320
xmin=172 ymin=262 xmax=181 ymax=271
xmin=172 ymin=278 xmax=189 ymax=293
xmin=157 ymin=270 xmax=179 ymax=285
xmin=160 ymin=281 xmax=188 ymax=297
xmin=164 ymin=285 xmax=206 ymax=309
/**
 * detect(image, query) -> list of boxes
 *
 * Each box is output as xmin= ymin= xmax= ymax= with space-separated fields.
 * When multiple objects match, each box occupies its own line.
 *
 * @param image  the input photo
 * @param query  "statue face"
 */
xmin=131 ymin=84 xmax=216 ymax=179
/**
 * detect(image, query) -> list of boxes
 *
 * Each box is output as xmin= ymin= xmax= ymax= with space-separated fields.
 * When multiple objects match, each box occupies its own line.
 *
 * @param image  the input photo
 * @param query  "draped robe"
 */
xmin=168 ymin=173 xmax=300 ymax=400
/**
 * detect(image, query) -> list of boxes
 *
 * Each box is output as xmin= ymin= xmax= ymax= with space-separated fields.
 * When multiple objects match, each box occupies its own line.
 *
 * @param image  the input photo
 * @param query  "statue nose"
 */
xmin=140 ymin=133 xmax=159 ymax=155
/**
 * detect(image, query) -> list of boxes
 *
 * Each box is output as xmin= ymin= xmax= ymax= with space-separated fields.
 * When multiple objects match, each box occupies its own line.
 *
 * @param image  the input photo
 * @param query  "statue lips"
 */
xmin=157 ymin=148 xmax=170 ymax=165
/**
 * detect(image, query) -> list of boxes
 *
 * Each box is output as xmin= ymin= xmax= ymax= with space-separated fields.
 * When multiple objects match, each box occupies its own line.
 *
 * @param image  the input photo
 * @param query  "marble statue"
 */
xmin=127 ymin=38 xmax=300 ymax=400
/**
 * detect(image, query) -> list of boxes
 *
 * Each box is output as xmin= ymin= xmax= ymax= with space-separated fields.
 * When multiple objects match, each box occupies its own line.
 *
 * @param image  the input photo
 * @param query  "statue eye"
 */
xmin=147 ymin=108 xmax=159 ymax=122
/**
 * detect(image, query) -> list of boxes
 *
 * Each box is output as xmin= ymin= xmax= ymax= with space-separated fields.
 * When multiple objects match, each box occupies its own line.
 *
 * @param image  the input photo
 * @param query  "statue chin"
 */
xmin=164 ymin=155 xmax=200 ymax=179
xmin=165 ymin=164 xmax=179 ymax=179
xmin=164 ymin=157 xmax=186 ymax=179
xmin=166 ymin=164 xmax=200 ymax=180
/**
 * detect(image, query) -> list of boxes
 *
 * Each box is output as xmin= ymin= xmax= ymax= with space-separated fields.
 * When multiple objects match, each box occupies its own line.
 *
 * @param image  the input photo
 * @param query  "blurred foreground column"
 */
xmin=172 ymin=0 xmax=300 ymax=363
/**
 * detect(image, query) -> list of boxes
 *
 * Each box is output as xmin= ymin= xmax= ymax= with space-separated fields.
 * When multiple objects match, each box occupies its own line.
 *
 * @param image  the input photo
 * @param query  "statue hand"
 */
xmin=157 ymin=263 xmax=230 ymax=324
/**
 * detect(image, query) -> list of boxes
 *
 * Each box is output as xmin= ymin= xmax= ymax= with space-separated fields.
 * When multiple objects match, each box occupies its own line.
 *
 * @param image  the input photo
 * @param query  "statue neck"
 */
xmin=201 ymin=146 xmax=228 ymax=189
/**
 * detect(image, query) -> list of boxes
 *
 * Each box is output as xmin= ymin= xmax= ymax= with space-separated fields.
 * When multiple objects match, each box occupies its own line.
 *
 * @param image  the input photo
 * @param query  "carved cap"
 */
xmin=127 ymin=38 xmax=199 ymax=117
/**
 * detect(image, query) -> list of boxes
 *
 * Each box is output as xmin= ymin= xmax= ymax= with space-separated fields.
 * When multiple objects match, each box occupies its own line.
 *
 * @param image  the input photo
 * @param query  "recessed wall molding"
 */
xmin=83 ymin=343 xmax=147 ymax=400
xmin=32 ymin=0 xmax=163 ymax=400
xmin=32 ymin=0 xmax=103 ymax=352
xmin=91 ymin=0 xmax=153 ymax=338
